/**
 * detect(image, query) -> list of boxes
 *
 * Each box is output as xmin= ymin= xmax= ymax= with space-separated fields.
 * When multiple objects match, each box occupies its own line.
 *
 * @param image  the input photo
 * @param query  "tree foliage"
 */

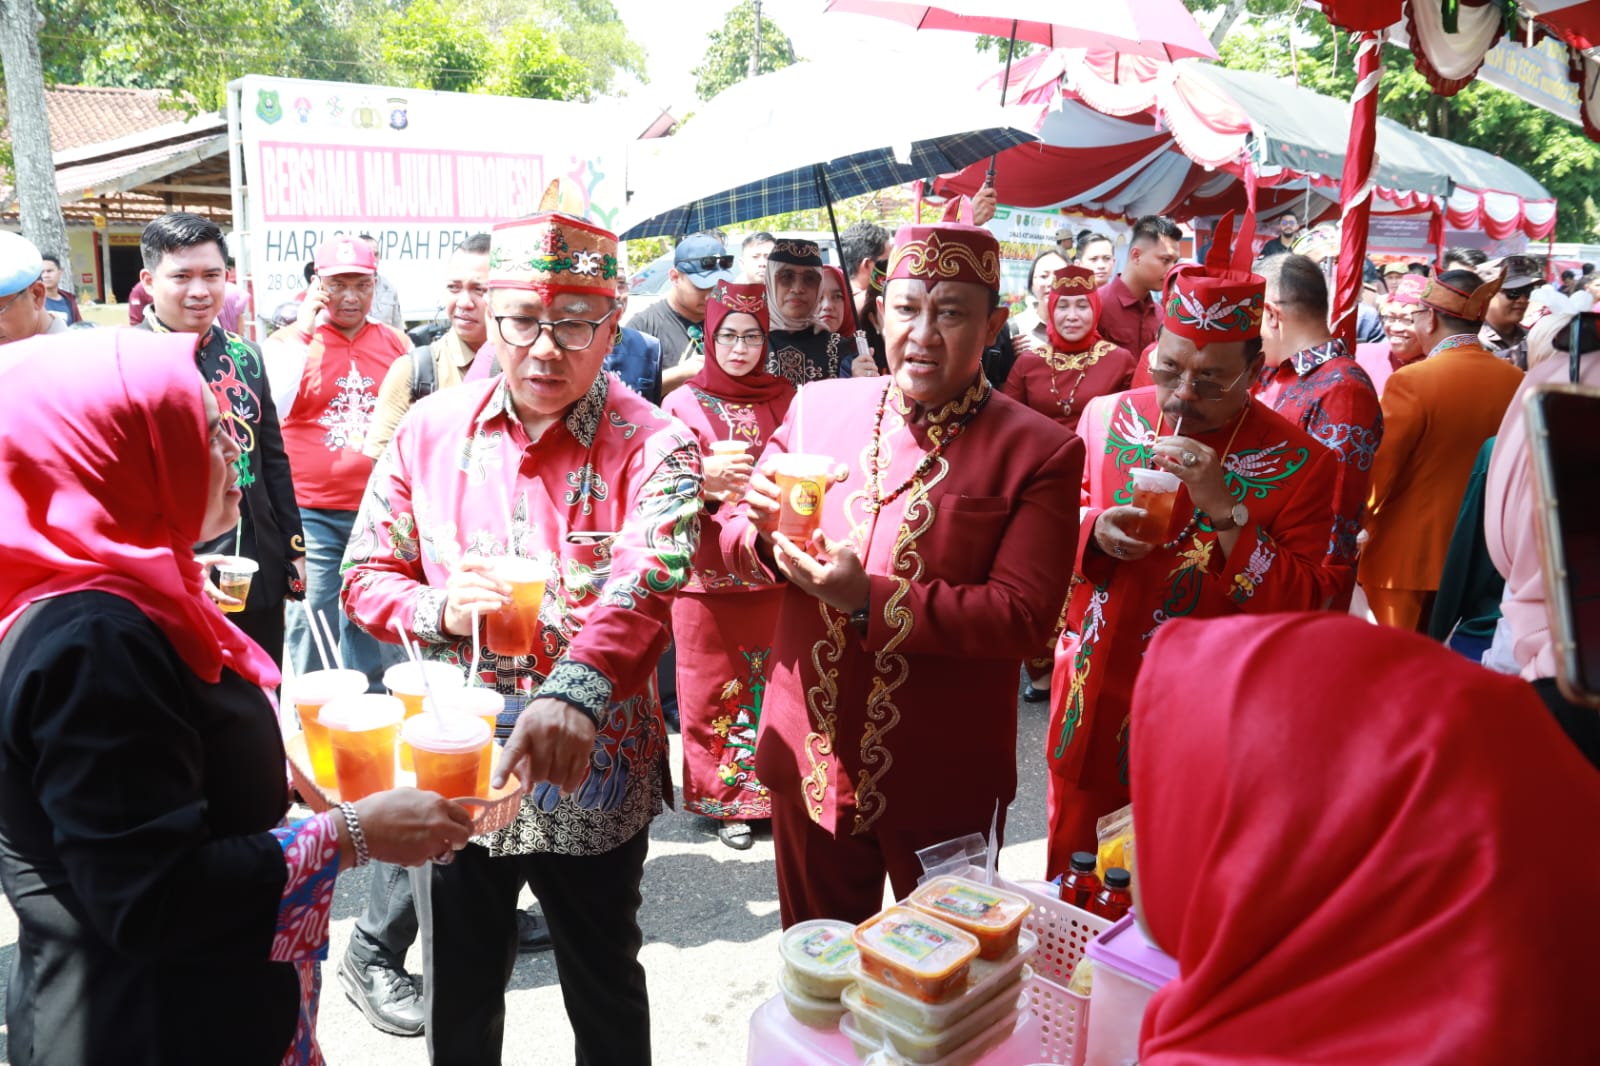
xmin=692 ymin=0 xmax=798 ymax=102
xmin=1200 ymin=3 xmax=1600 ymax=241
xmin=28 ymin=0 xmax=646 ymax=110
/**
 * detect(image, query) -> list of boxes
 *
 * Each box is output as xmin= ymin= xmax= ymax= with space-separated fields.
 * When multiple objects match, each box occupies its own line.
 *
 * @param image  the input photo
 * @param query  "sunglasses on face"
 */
xmin=1501 ymin=284 xmax=1536 ymax=301
xmin=678 ymin=255 xmax=734 ymax=273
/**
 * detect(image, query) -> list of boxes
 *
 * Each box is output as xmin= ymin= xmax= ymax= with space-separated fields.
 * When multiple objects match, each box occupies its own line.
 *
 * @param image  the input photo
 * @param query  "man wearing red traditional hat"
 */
xmin=1361 ymin=269 xmax=1524 ymax=632
xmin=720 ymin=223 xmax=1085 ymax=925
xmin=341 ymin=203 xmax=702 ymax=1064
xmin=1356 ymin=272 xmax=1430 ymax=396
xmin=1252 ymin=253 xmax=1383 ymax=599
xmin=1044 ymin=213 xmax=1350 ymax=877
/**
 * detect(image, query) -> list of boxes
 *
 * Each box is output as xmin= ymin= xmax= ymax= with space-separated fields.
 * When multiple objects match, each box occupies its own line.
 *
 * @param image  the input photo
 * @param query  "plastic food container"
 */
xmin=843 ymin=980 xmax=1026 ymax=1063
xmin=853 ymin=906 xmax=980 ymax=1004
xmin=907 ymin=876 xmax=1032 ymax=960
xmin=776 ymin=966 xmax=846 ymax=1029
xmin=1083 ymin=913 xmax=1179 ymax=1066
xmin=846 ymin=932 xmax=1035 ymax=1031
xmin=780 ymin=919 xmax=859 ymax=1000
xmin=838 ymin=1003 xmax=1032 ymax=1066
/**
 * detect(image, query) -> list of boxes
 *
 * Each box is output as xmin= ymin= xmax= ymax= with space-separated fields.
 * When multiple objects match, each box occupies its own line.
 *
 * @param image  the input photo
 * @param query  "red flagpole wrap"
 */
xmin=1332 ymin=30 xmax=1383 ymax=349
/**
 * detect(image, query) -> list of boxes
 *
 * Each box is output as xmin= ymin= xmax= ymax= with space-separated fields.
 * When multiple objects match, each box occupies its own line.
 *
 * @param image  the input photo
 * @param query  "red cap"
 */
xmin=1162 ymin=211 xmax=1265 ymax=344
xmin=314 ymin=235 xmax=377 ymax=277
xmin=886 ymin=224 xmax=1001 ymax=292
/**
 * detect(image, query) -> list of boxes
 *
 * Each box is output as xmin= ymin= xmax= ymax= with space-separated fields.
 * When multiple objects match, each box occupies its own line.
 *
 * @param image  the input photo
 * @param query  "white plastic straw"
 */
xmin=1174 ymin=416 xmax=1184 ymax=438
xmin=302 ymin=600 xmax=330 ymax=672
xmin=469 ymin=607 xmax=482 ymax=686
xmin=316 ymin=610 xmax=343 ymax=670
xmin=392 ymin=619 xmax=444 ymax=724
xmin=986 ymin=800 xmax=1000 ymax=886
xmin=793 ymin=385 xmax=805 ymax=455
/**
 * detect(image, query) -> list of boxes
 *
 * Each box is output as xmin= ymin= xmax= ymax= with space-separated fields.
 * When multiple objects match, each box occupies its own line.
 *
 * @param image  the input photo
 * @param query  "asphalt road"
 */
xmin=0 ymin=685 xmax=1057 ymax=1066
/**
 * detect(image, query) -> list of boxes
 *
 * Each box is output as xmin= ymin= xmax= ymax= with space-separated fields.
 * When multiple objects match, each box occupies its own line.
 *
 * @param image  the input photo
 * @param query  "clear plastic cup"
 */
xmin=710 ymin=439 xmax=752 ymax=456
xmin=484 ymin=556 xmax=549 ymax=658
xmin=403 ymin=713 xmax=491 ymax=800
xmin=426 ymin=688 xmax=506 ymax=796
xmin=1128 ymin=467 xmax=1183 ymax=544
xmin=214 ymin=556 xmax=259 ymax=614
xmin=770 ymin=453 xmax=835 ymax=542
xmin=384 ymin=661 xmax=464 ymax=771
xmin=292 ymin=668 xmax=370 ymax=788
xmin=319 ymin=694 xmax=405 ymax=800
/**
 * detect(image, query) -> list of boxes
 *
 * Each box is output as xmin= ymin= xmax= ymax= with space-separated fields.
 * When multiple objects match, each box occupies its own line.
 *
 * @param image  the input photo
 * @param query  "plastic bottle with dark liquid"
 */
xmin=1059 ymin=851 xmax=1102 ymax=911
xmin=1092 ymin=867 xmax=1134 ymax=921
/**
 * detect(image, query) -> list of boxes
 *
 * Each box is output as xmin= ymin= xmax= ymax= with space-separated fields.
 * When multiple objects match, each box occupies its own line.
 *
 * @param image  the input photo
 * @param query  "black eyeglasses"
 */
xmin=713 ymin=330 xmax=764 ymax=349
xmin=677 ymin=255 xmax=734 ymax=273
xmin=1149 ymin=364 xmax=1252 ymax=401
xmin=493 ymin=307 xmax=618 ymax=351
xmin=1501 ymin=284 xmax=1536 ymax=301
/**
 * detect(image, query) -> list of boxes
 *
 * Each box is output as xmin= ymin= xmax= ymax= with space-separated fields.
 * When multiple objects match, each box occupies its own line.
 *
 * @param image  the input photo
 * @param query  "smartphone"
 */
xmin=1526 ymin=385 xmax=1600 ymax=707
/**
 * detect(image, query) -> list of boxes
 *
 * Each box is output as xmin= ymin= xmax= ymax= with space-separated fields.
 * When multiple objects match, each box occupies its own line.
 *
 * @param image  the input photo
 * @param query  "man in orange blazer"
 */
xmin=1361 ymin=268 xmax=1524 ymax=631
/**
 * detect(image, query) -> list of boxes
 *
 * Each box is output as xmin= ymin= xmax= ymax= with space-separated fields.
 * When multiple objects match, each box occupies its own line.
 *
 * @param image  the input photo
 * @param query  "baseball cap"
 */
xmin=1381 ymin=261 xmax=1409 ymax=277
xmin=672 ymin=234 xmax=736 ymax=290
xmin=0 ymin=231 xmax=45 ymax=298
xmin=314 ymin=235 xmax=377 ymax=277
xmin=1480 ymin=255 xmax=1540 ymax=291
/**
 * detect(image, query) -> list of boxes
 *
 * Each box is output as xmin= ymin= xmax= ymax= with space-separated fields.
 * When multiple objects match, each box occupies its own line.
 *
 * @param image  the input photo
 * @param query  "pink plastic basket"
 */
xmin=1003 ymin=878 xmax=1111 ymax=1066
xmin=1024 ymin=974 xmax=1092 ymax=1066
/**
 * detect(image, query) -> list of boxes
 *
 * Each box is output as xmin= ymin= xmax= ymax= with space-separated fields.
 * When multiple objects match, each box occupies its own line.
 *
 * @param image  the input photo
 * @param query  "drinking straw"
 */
xmin=392 ymin=619 xmax=444 ymax=726
xmin=302 ymin=599 xmax=330 ymax=672
xmin=793 ymin=384 xmax=805 ymax=456
xmin=316 ymin=610 xmax=343 ymax=670
xmin=985 ymin=800 xmax=1000 ymax=886
xmin=233 ymin=516 xmax=243 ymax=557
xmin=1174 ymin=416 xmax=1184 ymax=438
xmin=469 ymin=606 xmax=482 ymax=687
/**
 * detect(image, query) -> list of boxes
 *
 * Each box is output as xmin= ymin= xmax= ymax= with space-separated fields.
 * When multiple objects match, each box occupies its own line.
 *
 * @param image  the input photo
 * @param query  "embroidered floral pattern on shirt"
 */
xmin=1230 ymin=529 xmax=1279 ymax=604
xmin=688 ymin=648 xmax=772 ymax=820
xmin=318 ymin=360 xmax=377 ymax=452
xmin=565 ymin=465 xmax=610 ymax=515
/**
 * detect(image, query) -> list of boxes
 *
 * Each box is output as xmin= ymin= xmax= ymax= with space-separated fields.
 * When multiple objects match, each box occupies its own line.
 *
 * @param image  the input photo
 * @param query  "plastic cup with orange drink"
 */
xmin=483 ymin=556 xmax=550 ymax=658
xmin=426 ymin=687 xmax=505 ymax=796
xmin=403 ymin=712 xmax=491 ymax=801
xmin=292 ymin=669 xmax=369 ymax=789
xmin=770 ymin=453 xmax=834 ymax=542
xmin=213 ymin=556 xmax=258 ymax=614
xmin=319 ymin=694 xmax=405 ymax=801
xmin=1128 ymin=467 xmax=1183 ymax=544
xmin=384 ymin=660 xmax=464 ymax=771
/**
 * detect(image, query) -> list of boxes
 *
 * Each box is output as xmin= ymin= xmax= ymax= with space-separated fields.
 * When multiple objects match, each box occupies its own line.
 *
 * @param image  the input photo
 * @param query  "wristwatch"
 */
xmin=1209 ymin=501 xmax=1250 ymax=533
xmin=849 ymin=604 xmax=871 ymax=637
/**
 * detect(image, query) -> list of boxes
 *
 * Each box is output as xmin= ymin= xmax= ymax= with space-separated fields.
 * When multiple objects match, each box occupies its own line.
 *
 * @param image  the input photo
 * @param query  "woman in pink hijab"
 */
xmin=0 ymin=331 xmax=471 ymax=1065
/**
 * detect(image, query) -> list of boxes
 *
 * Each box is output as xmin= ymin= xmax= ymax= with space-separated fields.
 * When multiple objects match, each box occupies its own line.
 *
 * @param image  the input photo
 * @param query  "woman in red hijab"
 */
xmin=663 ymin=282 xmax=796 ymax=849
xmin=1002 ymin=264 xmax=1134 ymax=433
xmin=1131 ymin=612 xmax=1600 ymax=1064
xmin=0 ymin=331 xmax=471 ymax=1066
xmin=818 ymin=264 xmax=880 ymax=378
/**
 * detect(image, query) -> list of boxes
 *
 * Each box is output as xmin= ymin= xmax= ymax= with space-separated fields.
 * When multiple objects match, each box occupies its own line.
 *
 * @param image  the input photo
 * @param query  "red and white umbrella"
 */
xmin=823 ymin=0 xmax=1219 ymax=62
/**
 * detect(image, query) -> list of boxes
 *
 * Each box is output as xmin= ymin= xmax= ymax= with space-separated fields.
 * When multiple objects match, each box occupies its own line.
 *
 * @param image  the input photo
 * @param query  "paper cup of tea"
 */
xmin=214 ymin=556 xmax=258 ymax=614
xmin=770 ymin=453 xmax=834 ymax=542
xmin=1128 ymin=467 xmax=1183 ymax=544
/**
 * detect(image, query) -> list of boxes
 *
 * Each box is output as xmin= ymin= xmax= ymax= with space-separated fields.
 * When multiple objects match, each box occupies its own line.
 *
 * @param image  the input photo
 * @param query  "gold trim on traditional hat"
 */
xmin=888 ymin=230 xmax=1000 ymax=289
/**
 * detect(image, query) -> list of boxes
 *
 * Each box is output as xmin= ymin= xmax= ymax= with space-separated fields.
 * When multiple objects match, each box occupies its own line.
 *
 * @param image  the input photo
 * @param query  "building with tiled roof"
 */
xmin=36 ymin=85 xmax=176 ymax=152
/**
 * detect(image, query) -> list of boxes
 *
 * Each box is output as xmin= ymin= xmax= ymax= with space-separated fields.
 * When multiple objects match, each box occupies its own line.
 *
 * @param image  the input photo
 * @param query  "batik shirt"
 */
xmin=1049 ymin=388 xmax=1344 ymax=793
xmin=142 ymin=318 xmax=305 ymax=597
xmin=766 ymin=328 xmax=842 ymax=386
xmin=1252 ymin=338 xmax=1383 ymax=571
xmin=342 ymin=374 xmax=702 ymax=856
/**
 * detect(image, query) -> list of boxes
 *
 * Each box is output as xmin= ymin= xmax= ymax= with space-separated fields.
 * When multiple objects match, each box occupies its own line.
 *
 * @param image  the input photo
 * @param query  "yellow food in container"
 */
xmin=906 ymin=876 xmax=1032 ymax=960
xmin=852 ymin=905 xmax=979 ymax=1004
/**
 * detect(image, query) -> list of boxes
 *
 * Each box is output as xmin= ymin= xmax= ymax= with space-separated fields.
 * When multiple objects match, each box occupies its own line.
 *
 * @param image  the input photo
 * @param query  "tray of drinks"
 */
xmin=285 ymin=732 xmax=526 ymax=835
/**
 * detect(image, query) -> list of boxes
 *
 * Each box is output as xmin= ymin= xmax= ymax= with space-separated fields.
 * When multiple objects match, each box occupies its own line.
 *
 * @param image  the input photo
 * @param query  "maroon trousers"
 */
xmin=771 ymin=795 xmax=1008 ymax=927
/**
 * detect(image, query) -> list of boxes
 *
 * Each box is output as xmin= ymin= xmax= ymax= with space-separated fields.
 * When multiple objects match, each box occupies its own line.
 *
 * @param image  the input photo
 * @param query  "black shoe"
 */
xmin=517 ymin=907 xmax=554 ymax=954
xmin=1022 ymin=681 xmax=1050 ymax=703
xmin=338 ymin=952 xmax=424 ymax=1037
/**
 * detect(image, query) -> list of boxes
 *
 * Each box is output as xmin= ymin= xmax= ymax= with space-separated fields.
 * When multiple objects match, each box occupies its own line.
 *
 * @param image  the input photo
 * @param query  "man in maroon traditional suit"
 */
xmin=1045 ymin=213 xmax=1349 ymax=876
xmin=722 ymin=224 xmax=1086 ymax=925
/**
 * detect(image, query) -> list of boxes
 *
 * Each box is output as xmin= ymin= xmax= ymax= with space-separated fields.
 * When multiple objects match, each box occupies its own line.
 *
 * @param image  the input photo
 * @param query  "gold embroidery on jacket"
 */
xmin=852 ymin=455 xmax=948 ymax=834
xmin=801 ymin=600 xmax=846 ymax=824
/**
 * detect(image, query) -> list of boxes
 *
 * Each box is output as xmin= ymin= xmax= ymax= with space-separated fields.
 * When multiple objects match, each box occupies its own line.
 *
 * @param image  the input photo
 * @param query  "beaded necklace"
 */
xmin=1148 ymin=401 xmax=1250 ymax=551
xmin=865 ymin=380 xmax=990 ymax=515
xmin=1043 ymin=341 xmax=1112 ymax=422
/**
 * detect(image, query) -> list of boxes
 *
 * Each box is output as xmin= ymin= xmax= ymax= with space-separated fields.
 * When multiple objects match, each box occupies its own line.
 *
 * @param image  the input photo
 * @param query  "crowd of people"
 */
xmin=0 ymin=189 xmax=1596 ymax=1066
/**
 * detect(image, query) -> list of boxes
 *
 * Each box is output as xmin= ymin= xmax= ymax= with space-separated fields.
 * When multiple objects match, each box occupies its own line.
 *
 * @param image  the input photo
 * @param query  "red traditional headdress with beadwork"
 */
xmin=1162 ymin=211 xmax=1265 ymax=344
xmin=886 ymin=224 xmax=1001 ymax=292
xmin=487 ymin=182 xmax=619 ymax=300
xmin=1050 ymin=264 xmax=1098 ymax=296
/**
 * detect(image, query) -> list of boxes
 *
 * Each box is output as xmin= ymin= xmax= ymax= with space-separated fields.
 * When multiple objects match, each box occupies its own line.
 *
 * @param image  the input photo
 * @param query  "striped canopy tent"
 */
xmin=1318 ymin=0 xmax=1600 ymax=139
xmin=937 ymin=49 xmax=1555 ymax=240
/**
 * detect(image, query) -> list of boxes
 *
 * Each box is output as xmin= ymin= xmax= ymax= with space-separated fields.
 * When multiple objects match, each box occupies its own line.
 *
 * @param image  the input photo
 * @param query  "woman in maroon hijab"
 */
xmin=1003 ymin=264 xmax=1134 ymax=433
xmin=662 ymin=282 xmax=796 ymax=849
xmin=1131 ymin=612 xmax=1600 ymax=1064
